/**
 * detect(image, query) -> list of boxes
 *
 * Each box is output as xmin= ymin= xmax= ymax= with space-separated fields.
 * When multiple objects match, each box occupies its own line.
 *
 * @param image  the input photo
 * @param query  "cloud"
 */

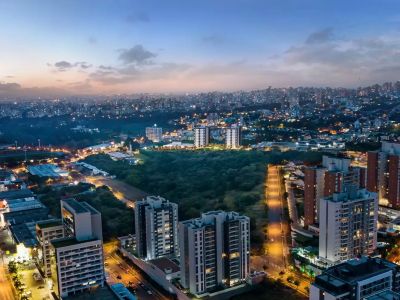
xmin=0 ymin=82 xmax=21 ymax=92
xmin=118 ymin=45 xmax=156 ymax=65
xmin=50 ymin=61 xmax=92 ymax=72
xmin=126 ymin=12 xmax=150 ymax=23
xmin=88 ymin=36 xmax=97 ymax=44
xmin=305 ymin=28 xmax=334 ymax=44
xmin=54 ymin=61 xmax=74 ymax=71
xmin=89 ymin=62 xmax=191 ymax=86
xmin=0 ymin=81 xmax=70 ymax=99
xmin=201 ymin=34 xmax=226 ymax=45
xmin=76 ymin=62 xmax=92 ymax=69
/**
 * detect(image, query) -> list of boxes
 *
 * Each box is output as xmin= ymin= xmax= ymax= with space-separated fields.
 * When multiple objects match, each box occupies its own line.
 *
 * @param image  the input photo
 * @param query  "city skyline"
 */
xmin=1 ymin=0 xmax=400 ymax=98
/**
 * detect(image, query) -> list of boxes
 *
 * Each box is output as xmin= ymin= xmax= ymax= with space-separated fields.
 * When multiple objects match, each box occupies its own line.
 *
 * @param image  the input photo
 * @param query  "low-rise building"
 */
xmin=310 ymin=257 xmax=400 ymax=300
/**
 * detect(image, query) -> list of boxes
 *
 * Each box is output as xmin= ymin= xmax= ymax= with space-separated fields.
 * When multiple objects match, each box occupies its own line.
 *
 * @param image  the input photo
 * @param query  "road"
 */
xmin=86 ymin=176 xmax=148 ymax=208
xmin=263 ymin=165 xmax=311 ymax=297
xmin=0 ymin=263 xmax=15 ymax=300
xmin=265 ymin=165 xmax=289 ymax=273
xmin=104 ymin=243 xmax=168 ymax=300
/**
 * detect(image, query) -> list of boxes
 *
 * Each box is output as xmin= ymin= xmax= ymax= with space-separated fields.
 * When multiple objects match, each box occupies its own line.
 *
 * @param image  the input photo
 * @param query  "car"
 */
xmin=116 ymin=275 xmax=122 ymax=280
xmin=147 ymin=290 xmax=153 ymax=295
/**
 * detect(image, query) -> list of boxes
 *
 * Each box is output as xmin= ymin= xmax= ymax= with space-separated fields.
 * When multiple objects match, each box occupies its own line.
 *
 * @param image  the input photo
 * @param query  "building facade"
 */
xmin=194 ymin=126 xmax=210 ymax=148
xmin=52 ymin=199 xmax=105 ymax=299
xmin=304 ymin=167 xmax=326 ymax=227
xmin=304 ymin=155 xmax=364 ymax=228
xmin=367 ymin=142 xmax=400 ymax=208
xmin=36 ymin=219 xmax=64 ymax=278
xmin=310 ymin=257 xmax=400 ymax=300
xmin=179 ymin=211 xmax=250 ymax=296
xmin=319 ymin=188 xmax=378 ymax=264
xmin=135 ymin=196 xmax=178 ymax=260
xmin=145 ymin=126 xmax=163 ymax=143
xmin=225 ymin=126 xmax=241 ymax=149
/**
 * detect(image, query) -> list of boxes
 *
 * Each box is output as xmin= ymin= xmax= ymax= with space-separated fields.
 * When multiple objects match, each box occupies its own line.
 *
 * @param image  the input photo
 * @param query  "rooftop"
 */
xmin=36 ymin=219 xmax=63 ymax=229
xmin=314 ymin=257 xmax=398 ymax=296
xmin=10 ymin=222 xmax=37 ymax=248
xmin=0 ymin=189 xmax=34 ymax=200
xmin=62 ymin=198 xmax=90 ymax=214
xmin=149 ymin=257 xmax=180 ymax=274
xmin=4 ymin=207 xmax=49 ymax=225
xmin=366 ymin=290 xmax=400 ymax=300
xmin=51 ymin=236 xmax=98 ymax=248
xmin=110 ymin=283 xmax=137 ymax=300
xmin=28 ymin=164 xmax=68 ymax=178
xmin=64 ymin=286 xmax=117 ymax=300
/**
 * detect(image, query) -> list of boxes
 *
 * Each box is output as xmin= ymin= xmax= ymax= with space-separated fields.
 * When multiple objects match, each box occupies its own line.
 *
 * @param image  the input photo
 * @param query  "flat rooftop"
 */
xmin=28 ymin=164 xmax=68 ymax=178
xmin=64 ymin=286 xmax=117 ymax=300
xmin=62 ymin=198 xmax=90 ymax=214
xmin=51 ymin=236 xmax=98 ymax=248
xmin=4 ymin=207 xmax=50 ymax=225
xmin=314 ymin=257 xmax=398 ymax=296
xmin=36 ymin=219 xmax=63 ymax=229
xmin=0 ymin=189 xmax=34 ymax=200
xmin=366 ymin=290 xmax=400 ymax=300
xmin=149 ymin=257 xmax=180 ymax=274
xmin=10 ymin=223 xmax=37 ymax=247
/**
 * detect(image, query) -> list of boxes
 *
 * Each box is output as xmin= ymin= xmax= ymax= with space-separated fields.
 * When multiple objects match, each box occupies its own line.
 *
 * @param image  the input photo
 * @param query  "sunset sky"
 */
xmin=1 ymin=0 xmax=400 ymax=97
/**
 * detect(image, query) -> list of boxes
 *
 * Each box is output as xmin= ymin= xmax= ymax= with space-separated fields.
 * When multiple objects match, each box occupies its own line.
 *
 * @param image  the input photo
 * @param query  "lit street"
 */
xmin=264 ymin=165 xmax=310 ymax=297
xmin=0 ymin=263 xmax=15 ymax=300
xmin=104 ymin=242 xmax=169 ymax=300
xmin=265 ymin=165 xmax=288 ymax=273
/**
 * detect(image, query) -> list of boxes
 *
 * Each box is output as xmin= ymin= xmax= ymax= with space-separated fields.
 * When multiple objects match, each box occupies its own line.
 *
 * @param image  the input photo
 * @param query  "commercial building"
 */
xmin=310 ymin=257 xmax=400 ymax=300
xmin=28 ymin=164 xmax=69 ymax=178
xmin=319 ymin=188 xmax=378 ymax=264
xmin=52 ymin=199 xmax=104 ymax=299
xmin=36 ymin=219 xmax=65 ymax=277
xmin=367 ymin=142 xmax=400 ymax=208
xmin=194 ymin=126 xmax=210 ymax=148
xmin=146 ymin=125 xmax=163 ymax=143
xmin=225 ymin=125 xmax=241 ymax=149
xmin=179 ymin=211 xmax=250 ymax=296
xmin=135 ymin=196 xmax=178 ymax=260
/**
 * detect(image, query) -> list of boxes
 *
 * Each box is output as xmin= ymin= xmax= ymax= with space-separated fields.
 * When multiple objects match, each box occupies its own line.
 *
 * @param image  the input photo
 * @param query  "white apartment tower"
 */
xmin=225 ymin=125 xmax=241 ymax=149
xmin=51 ymin=199 xmax=105 ymax=299
xmin=135 ymin=196 xmax=178 ymax=260
xmin=179 ymin=211 xmax=250 ymax=296
xmin=194 ymin=126 xmax=210 ymax=148
xmin=319 ymin=188 xmax=378 ymax=264
xmin=145 ymin=125 xmax=163 ymax=143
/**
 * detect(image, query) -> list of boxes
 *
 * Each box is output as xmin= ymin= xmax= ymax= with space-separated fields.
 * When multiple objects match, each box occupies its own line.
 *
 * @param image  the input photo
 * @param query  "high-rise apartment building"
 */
xmin=304 ymin=155 xmax=364 ymax=228
xmin=194 ymin=126 xmax=210 ymax=148
xmin=310 ymin=257 xmax=400 ymax=300
xmin=304 ymin=167 xmax=326 ymax=227
xmin=179 ymin=211 xmax=250 ymax=296
xmin=36 ymin=219 xmax=65 ymax=278
xmin=225 ymin=125 xmax=241 ymax=149
xmin=145 ymin=125 xmax=163 ymax=143
xmin=51 ymin=199 xmax=105 ymax=299
xmin=135 ymin=196 xmax=178 ymax=260
xmin=319 ymin=188 xmax=378 ymax=264
xmin=367 ymin=142 xmax=400 ymax=208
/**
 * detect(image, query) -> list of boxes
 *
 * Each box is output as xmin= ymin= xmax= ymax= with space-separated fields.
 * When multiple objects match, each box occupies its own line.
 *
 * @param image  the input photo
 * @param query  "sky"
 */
xmin=1 ymin=0 xmax=400 ymax=97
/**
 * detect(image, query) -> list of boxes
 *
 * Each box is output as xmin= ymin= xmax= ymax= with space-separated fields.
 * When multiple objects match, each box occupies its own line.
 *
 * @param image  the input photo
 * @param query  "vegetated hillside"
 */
xmin=83 ymin=150 xmax=322 ymax=252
